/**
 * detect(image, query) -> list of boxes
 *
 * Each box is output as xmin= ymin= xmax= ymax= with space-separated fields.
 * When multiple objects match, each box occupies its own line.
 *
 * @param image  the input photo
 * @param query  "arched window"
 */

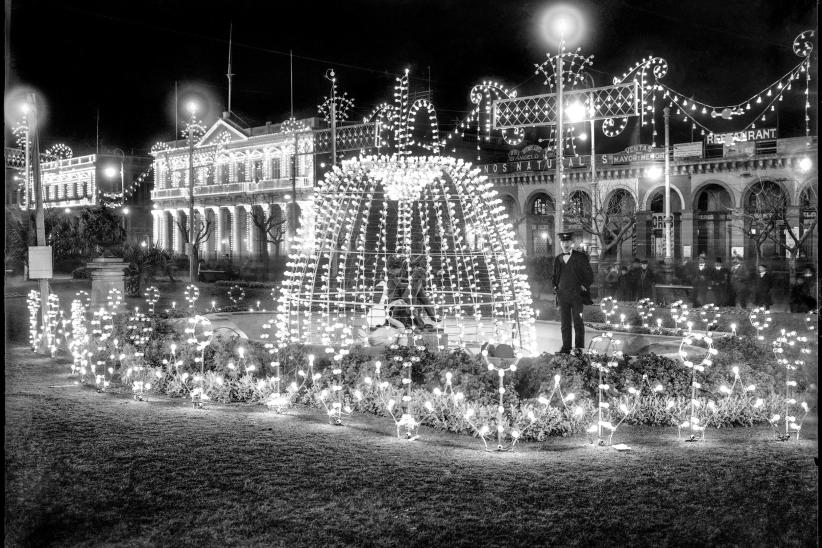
xmin=607 ymin=189 xmax=636 ymax=216
xmin=745 ymin=181 xmax=786 ymax=213
xmin=696 ymin=184 xmax=732 ymax=211
xmin=569 ymin=190 xmax=592 ymax=218
xmin=531 ymin=194 xmax=554 ymax=216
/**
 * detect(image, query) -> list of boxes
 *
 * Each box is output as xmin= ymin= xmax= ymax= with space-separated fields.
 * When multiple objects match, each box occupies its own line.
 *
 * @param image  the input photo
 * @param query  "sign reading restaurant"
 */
xmin=705 ymin=127 xmax=778 ymax=145
xmin=480 ymin=144 xmax=665 ymax=175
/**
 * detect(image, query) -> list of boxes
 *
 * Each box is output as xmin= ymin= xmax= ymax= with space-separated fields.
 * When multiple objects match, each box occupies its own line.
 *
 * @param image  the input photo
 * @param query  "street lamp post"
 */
xmin=581 ymin=71 xmax=598 ymax=266
xmin=554 ymin=35 xmax=565 ymax=250
xmin=663 ymin=106 xmax=673 ymax=281
xmin=326 ymin=68 xmax=337 ymax=167
xmin=105 ymin=148 xmax=126 ymax=232
xmin=186 ymin=102 xmax=198 ymax=285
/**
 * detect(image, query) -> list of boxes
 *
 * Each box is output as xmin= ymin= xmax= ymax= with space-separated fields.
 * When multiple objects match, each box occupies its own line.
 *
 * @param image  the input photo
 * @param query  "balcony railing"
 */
xmin=152 ymin=177 xmax=311 ymax=201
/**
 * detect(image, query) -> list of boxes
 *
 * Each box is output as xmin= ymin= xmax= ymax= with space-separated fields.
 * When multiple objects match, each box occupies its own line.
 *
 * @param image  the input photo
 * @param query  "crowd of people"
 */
xmin=597 ymin=252 xmax=818 ymax=312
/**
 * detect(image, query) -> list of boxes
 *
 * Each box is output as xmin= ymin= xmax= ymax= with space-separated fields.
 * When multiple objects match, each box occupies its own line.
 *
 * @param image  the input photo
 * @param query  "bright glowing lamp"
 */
xmin=186 ymin=101 xmax=198 ymax=115
xmin=540 ymin=4 xmax=585 ymax=47
xmin=646 ymin=166 xmax=663 ymax=180
xmin=798 ymin=157 xmax=812 ymax=172
xmin=103 ymin=166 xmax=118 ymax=179
xmin=565 ymin=101 xmax=586 ymax=123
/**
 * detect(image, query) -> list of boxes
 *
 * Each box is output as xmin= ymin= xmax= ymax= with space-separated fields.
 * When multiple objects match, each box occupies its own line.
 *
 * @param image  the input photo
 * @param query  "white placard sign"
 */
xmin=28 ymin=246 xmax=53 ymax=279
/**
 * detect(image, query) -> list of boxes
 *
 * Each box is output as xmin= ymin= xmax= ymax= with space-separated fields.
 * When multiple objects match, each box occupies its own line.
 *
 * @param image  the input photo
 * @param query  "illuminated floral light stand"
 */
xmin=276 ymin=155 xmax=536 ymax=355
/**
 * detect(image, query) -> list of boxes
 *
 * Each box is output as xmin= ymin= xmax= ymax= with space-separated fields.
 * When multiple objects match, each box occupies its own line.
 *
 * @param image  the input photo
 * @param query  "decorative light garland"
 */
xmin=770 ymin=329 xmax=810 ymax=441
xmin=676 ymin=326 xmax=718 ymax=442
xmin=227 ymin=285 xmax=245 ymax=305
xmin=185 ymin=315 xmax=213 ymax=408
xmin=27 ymin=290 xmax=41 ymax=351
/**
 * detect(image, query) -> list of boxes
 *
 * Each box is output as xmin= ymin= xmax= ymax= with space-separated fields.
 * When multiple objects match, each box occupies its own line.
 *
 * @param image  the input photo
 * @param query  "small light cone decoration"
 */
xmin=599 ymin=297 xmax=618 ymax=327
xmin=749 ymin=307 xmax=772 ymax=341
xmin=27 ymin=290 xmax=41 ymax=351
xmin=145 ymin=286 xmax=160 ymax=314
xmin=184 ymin=284 xmax=200 ymax=313
xmin=185 ymin=315 xmax=213 ymax=408
xmin=770 ymin=329 xmax=810 ymax=441
xmin=364 ymin=358 xmax=424 ymax=440
xmin=585 ymin=332 xmax=647 ymax=446
xmin=676 ymin=324 xmax=717 ymax=442
xmin=670 ymin=300 xmax=690 ymax=333
xmin=636 ymin=298 xmax=656 ymax=329
xmin=107 ymin=288 xmax=123 ymax=315
xmin=277 ymin=155 xmax=535 ymax=354
xmin=317 ymin=346 xmax=353 ymax=425
xmin=480 ymin=351 xmax=524 ymax=452
xmin=699 ymin=304 xmax=721 ymax=333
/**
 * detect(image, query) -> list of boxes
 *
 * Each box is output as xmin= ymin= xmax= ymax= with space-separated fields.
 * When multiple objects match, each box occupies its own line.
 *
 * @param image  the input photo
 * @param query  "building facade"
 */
xmin=480 ymin=136 xmax=818 ymax=268
xmin=4 ymin=147 xmax=154 ymax=245
xmin=150 ymin=115 xmax=320 ymax=264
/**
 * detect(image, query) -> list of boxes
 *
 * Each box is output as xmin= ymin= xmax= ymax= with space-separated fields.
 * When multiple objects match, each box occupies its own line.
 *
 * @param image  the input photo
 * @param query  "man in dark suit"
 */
xmin=552 ymin=232 xmax=594 ymax=356
xmin=753 ymin=263 xmax=773 ymax=309
xmin=631 ymin=259 xmax=656 ymax=300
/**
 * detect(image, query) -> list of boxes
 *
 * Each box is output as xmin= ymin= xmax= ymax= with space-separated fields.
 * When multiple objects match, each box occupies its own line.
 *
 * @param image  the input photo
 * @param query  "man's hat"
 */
xmin=715 ymin=257 xmax=723 ymax=263
xmin=632 ymin=258 xmax=641 ymax=263
xmin=640 ymin=259 xmax=648 ymax=264
xmin=558 ymin=232 xmax=574 ymax=242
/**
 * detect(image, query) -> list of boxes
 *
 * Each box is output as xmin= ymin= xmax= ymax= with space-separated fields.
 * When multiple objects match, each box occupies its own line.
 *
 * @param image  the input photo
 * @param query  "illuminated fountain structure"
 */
xmin=277 ymin=155 xmax=535 ymax=354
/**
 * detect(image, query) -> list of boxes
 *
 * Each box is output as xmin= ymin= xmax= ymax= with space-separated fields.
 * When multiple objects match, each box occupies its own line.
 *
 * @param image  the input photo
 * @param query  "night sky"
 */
xmin=5 ymin=0 xmax=818 ymax=156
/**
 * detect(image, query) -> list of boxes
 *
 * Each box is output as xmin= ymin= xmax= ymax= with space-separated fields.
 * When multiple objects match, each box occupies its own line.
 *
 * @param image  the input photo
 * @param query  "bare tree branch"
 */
xmin=251 ymin=208 xmax=287 ymax=256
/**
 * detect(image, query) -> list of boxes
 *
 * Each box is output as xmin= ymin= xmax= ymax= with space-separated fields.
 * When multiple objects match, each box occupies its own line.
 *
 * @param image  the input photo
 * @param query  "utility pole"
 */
xmin=663 ymin=106 xmax=673 ymax=281
xmin=27 ymin=93 xmax=50 ymax=354
xmin=588 ymin=86 xmax=598 ymax=268
xmin=291 ymin=131 xmax=298 ymax=236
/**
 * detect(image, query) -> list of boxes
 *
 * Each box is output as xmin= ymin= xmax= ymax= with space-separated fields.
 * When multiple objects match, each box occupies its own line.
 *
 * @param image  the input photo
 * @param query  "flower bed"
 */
xmin=64 ymin=303 xmax=814 ymax=442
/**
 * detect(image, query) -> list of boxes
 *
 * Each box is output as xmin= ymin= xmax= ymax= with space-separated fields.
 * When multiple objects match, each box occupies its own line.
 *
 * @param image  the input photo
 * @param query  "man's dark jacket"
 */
xmin=552 ymin=250 xmax=594 ymax=302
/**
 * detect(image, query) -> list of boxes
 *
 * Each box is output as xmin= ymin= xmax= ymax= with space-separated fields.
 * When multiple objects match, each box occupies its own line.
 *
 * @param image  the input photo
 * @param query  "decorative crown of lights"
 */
xmin=276 ymin=153 xmax=535 ymax=353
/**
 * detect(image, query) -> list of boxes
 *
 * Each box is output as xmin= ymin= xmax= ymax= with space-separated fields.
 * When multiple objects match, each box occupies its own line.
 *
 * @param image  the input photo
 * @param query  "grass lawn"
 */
xmin=5 ymin=344 xmax=818 ymax=547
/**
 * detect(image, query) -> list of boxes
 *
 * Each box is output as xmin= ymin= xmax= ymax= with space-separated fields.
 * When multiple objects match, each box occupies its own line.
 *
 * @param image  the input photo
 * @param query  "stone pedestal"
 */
xmin=87 ymin=258 xmax=128 ymax=307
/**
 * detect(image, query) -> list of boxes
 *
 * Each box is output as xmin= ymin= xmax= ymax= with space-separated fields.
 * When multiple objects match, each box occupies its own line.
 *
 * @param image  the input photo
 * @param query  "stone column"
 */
xmin=680 ymin=211 xmax=694 ymax=259
xmin=209 ymin=206 xmax=223 ymax=257
xmin=151 ymin=210 xmax=160 ymax=247
xmin=242 ymin=204 xmax=254 ymax=258
xmin=170 ymin=209 xmax=180 ymax=254
xmin=228 ymin=205 xmax=241 ymax=261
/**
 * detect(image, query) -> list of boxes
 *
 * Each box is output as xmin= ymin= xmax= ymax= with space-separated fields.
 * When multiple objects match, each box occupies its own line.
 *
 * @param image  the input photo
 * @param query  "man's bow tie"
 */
xmin=561 ymin=252 xmax=570 ymax=256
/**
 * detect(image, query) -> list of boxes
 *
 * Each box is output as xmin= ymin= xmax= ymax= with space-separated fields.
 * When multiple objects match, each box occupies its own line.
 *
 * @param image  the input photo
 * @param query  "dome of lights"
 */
xmin=275 ymin=154 xmax=535 ymax=353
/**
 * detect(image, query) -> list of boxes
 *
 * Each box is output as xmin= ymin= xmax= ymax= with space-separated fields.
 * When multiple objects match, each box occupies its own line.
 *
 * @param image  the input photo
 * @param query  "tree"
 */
xmin=252 ymin=206 xmax=287 ymax=279
xmin=173 ymin=213 xmax=212 ymax=259
xmin=81 ymin=196 xmax=127 ymax=256
xmin=566 ymin=186 xmax=636 ymax=264
xmin=732 ymin=180 xmax=816 ymax=280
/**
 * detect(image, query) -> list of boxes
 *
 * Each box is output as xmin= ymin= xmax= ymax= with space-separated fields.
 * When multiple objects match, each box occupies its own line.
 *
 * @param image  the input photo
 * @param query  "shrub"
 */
xmin=72 ymin=266 xmax=90 ymax=279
